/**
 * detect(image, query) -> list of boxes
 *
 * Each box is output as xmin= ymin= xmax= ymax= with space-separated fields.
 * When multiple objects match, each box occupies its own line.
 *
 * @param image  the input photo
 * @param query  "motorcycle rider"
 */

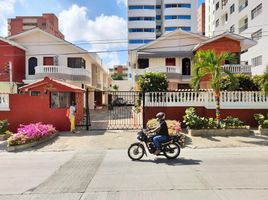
xmin=147 ymin=112 xmax=169 ymax=155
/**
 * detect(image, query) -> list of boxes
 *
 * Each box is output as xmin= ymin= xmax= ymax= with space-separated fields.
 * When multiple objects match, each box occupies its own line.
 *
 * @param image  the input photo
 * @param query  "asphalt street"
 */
xmin=0 ymin=147 xmax=268 ymax=200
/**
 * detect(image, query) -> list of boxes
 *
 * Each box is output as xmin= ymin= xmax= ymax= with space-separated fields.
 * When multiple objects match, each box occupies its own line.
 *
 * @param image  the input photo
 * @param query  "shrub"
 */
xmin=0 ymin=120 xmax=9 ymax=135
xmin=183 ymin=107 xmax=208 ymax=129
xmin=7 ymin=123 xmax=56 ymax=146
xmin=137 ymin=72 xmax=168 ymax=92
xmin=146 ymin=119 xmax=181 ymax=136
xmin=221 ymin=74 xmax=260 ymax=91
xmin=221 ymin=116 xmax=244 ymax=129
xmin=254 ymin=113 xmax=268 ymax=129
xmin=183 ymin=107 xmax=246 ymax=129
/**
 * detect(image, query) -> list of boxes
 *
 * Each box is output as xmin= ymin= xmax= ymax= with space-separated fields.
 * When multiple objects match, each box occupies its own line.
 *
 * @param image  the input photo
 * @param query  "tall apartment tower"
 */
xmin=128 ymin=0 xmax=198 ymax=50
xmin=205 ymin=0 xmax=267 ymax=74
xmin=8 ymin=13 xmax=64 ymax=39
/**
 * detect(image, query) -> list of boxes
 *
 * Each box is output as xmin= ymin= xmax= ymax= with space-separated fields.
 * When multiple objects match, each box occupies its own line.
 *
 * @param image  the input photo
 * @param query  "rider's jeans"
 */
xmin=153 ymin=135 xmax=168 ymax=150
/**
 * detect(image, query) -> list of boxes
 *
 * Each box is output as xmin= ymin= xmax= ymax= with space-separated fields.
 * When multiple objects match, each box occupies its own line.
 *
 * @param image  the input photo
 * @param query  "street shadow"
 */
xmin=137 ymin=157 xmax=202 ymax=166
xmin=239 ymin=135 xmax=268 ymax=146
xmin=0 ymin=141 xmax=7 ymax=151
xmin=201 ymin=136 xmax=221 ymax=142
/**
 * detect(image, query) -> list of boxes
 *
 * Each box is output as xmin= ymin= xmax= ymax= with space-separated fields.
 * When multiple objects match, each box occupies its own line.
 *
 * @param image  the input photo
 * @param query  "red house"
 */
xmin=0 ymin=77 xmax=84 ymax=132
xmin=0 ymin=37 xmax=26 ymax=93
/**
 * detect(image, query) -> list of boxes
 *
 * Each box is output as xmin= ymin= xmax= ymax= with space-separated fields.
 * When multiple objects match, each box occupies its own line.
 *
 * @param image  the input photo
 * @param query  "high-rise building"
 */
xmin=109 ymin=65 xmax=129 ymax=80
xmin=197 ymin=3 xmax=206 ymax=35
xmin=8 ymin=13 xmax=64 ymax=39
xmin=128 ymin=0 xmax=198 ymax=50
xmin=206 ymin=0 xmax=267 ymax=74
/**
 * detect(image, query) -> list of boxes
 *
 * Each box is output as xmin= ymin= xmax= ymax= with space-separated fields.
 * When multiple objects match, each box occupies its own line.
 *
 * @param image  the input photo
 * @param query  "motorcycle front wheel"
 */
xmin=128 ymin=143 xmax=145 ymax=161
xmin=163 ymin=143 xmax=180 ymax=159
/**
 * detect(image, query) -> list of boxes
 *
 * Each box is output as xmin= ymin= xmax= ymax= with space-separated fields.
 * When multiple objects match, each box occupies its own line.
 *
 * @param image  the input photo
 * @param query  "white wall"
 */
xmin=113 ymin=80 xmax=133 ymax=91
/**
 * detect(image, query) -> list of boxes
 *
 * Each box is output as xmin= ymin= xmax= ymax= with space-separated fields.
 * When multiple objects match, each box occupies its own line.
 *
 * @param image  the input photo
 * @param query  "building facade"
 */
xmin=8 ymin=13 xmax=64 ymax=39
xmin=109 ymin=65 xmax=129 ymax=80
xmin=205 ymin=0 xmax=267 ymax=74
xmin=197 ymin=3 xmax=206 ymax=35
xmin=128 ymin=0 xmax=198 ymax=50
xmin=129 ymin=30 xmax=256 ymax=90
xmin=0 ymin=37 xmax=26 ymax=93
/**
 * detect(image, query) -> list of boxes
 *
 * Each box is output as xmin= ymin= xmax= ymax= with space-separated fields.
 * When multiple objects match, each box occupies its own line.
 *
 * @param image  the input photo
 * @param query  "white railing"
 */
xmin=145 ymin=91 xmax=268 ymax=109
xmin=0 ymin=94 xmax=10 ymax=111
xmin=35 ymin=66 xmax=91 ymax=77
xmin=146 ymin=66 xmax=178 ymax=73
xmin=222 ymin=64 xmax=251 ymax=74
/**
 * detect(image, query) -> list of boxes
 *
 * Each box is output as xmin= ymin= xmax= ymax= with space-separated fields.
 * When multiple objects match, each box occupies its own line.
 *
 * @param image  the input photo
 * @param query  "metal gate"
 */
xmin=77 ymin=90 xmax=144 ymax=130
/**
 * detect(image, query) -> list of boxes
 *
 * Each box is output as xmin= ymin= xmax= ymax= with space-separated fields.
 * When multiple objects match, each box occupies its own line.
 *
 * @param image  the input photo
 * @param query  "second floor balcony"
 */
xmin=26 ymin=65 xmax=91 ymax=82
xmin=222 ymin=64 xmax=252 ymax=74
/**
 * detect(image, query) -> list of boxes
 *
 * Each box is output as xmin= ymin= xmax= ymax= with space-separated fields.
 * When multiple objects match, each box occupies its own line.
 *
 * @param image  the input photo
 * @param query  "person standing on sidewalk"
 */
xmin=66 ymin=102 xmax=76 ymax=133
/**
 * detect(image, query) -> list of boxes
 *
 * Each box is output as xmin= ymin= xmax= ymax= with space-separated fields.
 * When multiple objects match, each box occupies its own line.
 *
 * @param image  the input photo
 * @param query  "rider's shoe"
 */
xmin=154 ymin=150 xmax=161 ymax=155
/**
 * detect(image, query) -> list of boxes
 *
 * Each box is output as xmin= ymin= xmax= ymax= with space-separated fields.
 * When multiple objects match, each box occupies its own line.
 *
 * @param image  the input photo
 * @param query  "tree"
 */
xmin=112 ymin=84 xmax=119 ymax=91
xmin=192 ymin=50 xmax=237 ymax=126
xmin=112 ymin=73 xmax=124 ymax=80
xmin=260 ymin=66 xmax=268 ymax=96
xmin=137 ymin=72 xmax=168 ymax=92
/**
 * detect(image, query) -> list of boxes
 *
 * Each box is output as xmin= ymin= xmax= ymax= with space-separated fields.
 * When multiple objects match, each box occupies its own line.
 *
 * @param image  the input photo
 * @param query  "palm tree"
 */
xmin=260 ymin=66 xmax=268 ymax=96
xmin=192 ymin=50 xmax=237 ymax=126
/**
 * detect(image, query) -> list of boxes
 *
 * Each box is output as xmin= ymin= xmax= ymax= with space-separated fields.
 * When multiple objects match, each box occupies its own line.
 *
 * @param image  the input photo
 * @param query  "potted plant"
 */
xmin=254 ymin=114 xmax=268 ymax=135
xmin=0 ymin=120 xmax=11 ymax=141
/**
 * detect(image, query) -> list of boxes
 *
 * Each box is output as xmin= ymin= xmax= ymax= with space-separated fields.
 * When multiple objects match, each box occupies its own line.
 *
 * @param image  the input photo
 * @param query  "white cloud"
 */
xmin=116 ymin=0 xmax=127 ymax=7
xmin=0 ymin=0 xmax=16 ymax=36
xmin=59 ymin=4 xmax=127 ymax=68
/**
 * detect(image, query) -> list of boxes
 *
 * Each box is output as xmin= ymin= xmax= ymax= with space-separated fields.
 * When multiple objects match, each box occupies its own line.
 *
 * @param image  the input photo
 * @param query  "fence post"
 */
xmin=142 ymin=91 xmax=146 ymax=129
xmin=85 ymin=88 xmax=90 ymax=130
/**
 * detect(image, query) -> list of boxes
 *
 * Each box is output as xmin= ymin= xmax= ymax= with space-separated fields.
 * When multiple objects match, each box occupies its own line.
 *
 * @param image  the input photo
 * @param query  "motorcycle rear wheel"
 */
xmin=128 ymin=143 xmax=145 ymax=161
xmin=163 ymin=143 xmax=180 ymax=159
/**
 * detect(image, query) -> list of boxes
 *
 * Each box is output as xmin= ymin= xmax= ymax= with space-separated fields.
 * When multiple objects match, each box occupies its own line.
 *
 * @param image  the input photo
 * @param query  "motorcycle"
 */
xmin=127 ymin=130 xmax=184 ymax=160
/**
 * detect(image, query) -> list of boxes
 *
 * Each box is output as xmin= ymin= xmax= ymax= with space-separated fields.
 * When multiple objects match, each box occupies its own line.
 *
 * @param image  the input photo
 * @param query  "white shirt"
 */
xmin=69 ymin=105 xmax=76 ymax=118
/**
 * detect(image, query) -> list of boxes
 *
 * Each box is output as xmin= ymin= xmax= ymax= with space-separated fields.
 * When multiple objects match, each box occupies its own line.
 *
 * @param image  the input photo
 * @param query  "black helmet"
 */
xmin=156 ymin=112 xmax=165 ymax=120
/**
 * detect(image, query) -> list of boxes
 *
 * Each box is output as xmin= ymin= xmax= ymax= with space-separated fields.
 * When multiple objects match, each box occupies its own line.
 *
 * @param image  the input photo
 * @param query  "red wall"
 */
xmin=144 ymin=107 xmax=268 ymax=127
xmin=196 ymin=37 xmax=241 ymax=54
xmin=0 ymin=41 xmax=25 ymax=83
xmin=0 ymin=92 xmax=84 ymax=133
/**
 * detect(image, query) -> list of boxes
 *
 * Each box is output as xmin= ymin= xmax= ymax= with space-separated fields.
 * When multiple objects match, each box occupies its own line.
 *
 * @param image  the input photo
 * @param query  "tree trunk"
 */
xmin=214 ymin=90 xmax=221 ymax=126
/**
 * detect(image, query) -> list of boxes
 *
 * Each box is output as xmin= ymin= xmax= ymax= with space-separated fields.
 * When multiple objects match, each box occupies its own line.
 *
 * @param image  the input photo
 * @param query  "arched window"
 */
xmin=28 ymin=57 xmax=37 ymax=75
xmin=182 ymin=58 xmax=191 ymax=75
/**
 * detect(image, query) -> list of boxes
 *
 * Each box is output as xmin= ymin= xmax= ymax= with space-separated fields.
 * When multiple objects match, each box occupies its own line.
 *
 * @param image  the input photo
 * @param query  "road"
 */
xmin=0 ymin=147 xmax=268 ymax=200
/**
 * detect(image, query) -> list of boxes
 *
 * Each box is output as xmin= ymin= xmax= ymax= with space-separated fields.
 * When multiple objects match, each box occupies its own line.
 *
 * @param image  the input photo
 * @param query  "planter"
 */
xmin=6 ymin=132 xmax=58 ymax=152
xmin=259 ymin=127 xmax=268 ymax=136
xmin=0 ymin=134 xmax=11 ymax=141
xmin=188 ymin=127 xmax=252 ymax=137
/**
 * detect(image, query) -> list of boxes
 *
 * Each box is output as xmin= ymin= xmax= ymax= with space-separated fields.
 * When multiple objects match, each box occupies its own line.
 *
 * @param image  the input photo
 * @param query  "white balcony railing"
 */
xmin=35 ymin=66 xmax=91 ymax=77
xmin=145 ymin=91 xmax=268 ymax=109
xmin=222 ymin=64 xmax=251 ymax=74
xmin=0 ymin=94 xmax=10 ymax=111
xmin=146 ymin=66 xmax=179 ymax=73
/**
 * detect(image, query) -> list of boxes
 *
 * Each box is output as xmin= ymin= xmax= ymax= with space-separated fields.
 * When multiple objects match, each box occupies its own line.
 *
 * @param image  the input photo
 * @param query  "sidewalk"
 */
xmin=1 ymin=130 xmax=268 ymax=152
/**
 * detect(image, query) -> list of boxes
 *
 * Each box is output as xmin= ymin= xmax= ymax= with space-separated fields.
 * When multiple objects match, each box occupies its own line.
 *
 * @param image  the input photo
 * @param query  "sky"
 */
xmin=0 ymin=0 xmax=204 ymax=69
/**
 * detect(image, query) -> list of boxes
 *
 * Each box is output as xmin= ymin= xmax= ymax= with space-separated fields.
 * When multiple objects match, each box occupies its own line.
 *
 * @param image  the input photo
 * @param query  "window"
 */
xmin=230 ymin=4 xmax=235 ymax=14
xmin=216 ymin=19 xmax=219 ymax=27
xmin=165 ymin=58 xmax=176 ymax=66
xmin=129 ymin=28 xmax=143 ymax=32
xmin=216 ymin=2 xmax=219 ymax=10
xmin=144 ymin=5 xmax=155 ymax=9
xmin=251 ymin=3 xmax=262 ymax=20
xmin=138 ymin=59 xmax=149 ymax=69
xmin=156 ymin=15 xmax=161 ymax=20
xmin=225 ymin=13 xmax=228 ymax=22
xmin=144 ymin=17 xmax=155 ymax=21
xmin=144 ymin=28 xmax=155 ymax=32
xmin=67 ymin=57 xmax=85 ymax=68
xmin=50 ymin=92 xmax=73 ymax=109
xmin=230 ymin=25 xmax=235 ymax=33
xmin=165 ymin=27 xmax=177 ymax=32
xmin=239 ymin=0 xmax=248 ymax=12
xmin=128 ymin=40 xmax=153 ymax=44
xmin=156 ymin=5 xmax=161 ymax=9
xmin=28 ymin=57 xmax=37 ymax=75
xmin=165 ymin=4 xmax=177 ymax=8
xmin=252 ymin=55 xmax=262 ymax=67
xmin=182 ymin=58 xmax=191 ymax=75
xmin=30 ymin=91 xmax=40 ymax=96
xmin=251 ymin=29 xmax=262 ymax=41
xmin=129 ymin=5 xmax=143 ymax=9
xmin=178 ymin=4 xmax=191 ymax=8
xmin=178 ymin=15 xmax=191 ymax=19
xmin=179 ymin=27 xmax=191 ymax=31
xmin=129 ymin=17 xmax=155 ymax=21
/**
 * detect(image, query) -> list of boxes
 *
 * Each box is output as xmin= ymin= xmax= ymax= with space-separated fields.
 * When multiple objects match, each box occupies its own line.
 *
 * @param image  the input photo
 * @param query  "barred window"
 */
xmin=251 ymin=29 xmax=262 ymax=41
xmin=252 ymin=56 xmax=262 ymax=67
xmin=251 ymin=3 xmax=262 ymax=20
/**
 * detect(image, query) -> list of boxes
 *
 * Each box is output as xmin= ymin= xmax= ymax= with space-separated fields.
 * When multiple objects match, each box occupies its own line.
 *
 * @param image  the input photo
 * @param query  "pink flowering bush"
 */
xmin=7 ymin=123 xmax=56 ymax=146
xmin=147 ymin=119 xmax=182 ymax=136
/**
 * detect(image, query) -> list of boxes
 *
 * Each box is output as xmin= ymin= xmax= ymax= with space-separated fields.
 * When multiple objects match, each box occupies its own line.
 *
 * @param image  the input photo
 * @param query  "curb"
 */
xmin=6 ymin=132 xmax=58 ymax=152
